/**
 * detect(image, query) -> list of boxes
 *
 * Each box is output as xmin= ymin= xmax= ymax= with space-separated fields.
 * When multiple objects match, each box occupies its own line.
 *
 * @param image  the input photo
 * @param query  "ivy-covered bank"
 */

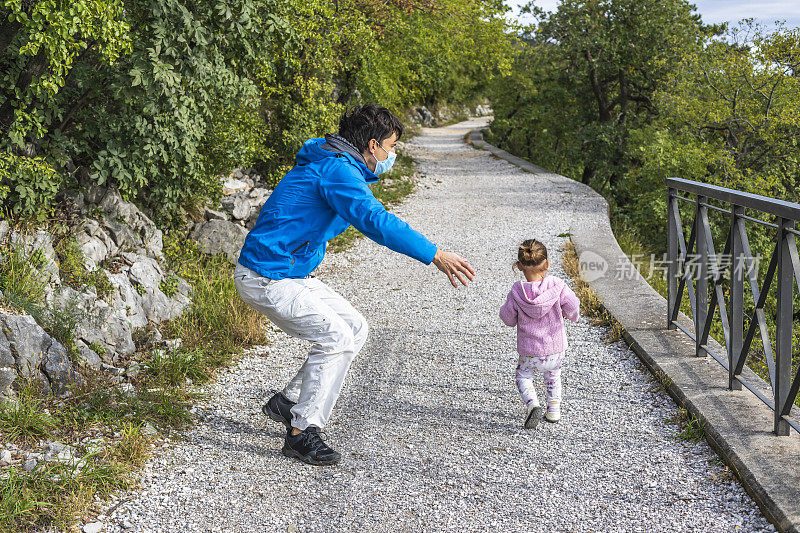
xmin=0 ymin=0 xmax=513 ymax=225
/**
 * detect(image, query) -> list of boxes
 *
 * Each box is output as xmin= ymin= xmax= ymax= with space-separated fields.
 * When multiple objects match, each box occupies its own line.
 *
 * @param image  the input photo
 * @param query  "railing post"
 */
xmin=667 ymin=187 xmax=678 ymax=330
xmin=774 ymin=218 xmax=792 ymax=435
xmin=695 ymin=195 xmax=708 ymax=357
xmin=728 ymin=206 xmax=744 ymax=391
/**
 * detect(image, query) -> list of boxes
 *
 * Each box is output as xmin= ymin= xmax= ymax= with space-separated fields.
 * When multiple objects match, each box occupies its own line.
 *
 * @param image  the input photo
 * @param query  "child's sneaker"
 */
xmin=545 ymin=401 xmax=561 ymax=423
xmin=524 ymin=404 xmax=542 ymax=429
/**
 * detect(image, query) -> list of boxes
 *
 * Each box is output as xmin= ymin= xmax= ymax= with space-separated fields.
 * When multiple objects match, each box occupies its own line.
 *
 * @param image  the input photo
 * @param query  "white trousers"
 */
xmin=234 ymin=263 xmax=368 ymax=430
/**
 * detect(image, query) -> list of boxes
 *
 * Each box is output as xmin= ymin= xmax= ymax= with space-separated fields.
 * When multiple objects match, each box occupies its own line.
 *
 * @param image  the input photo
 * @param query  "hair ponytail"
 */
xmin=517 ymin=239 xmax=548 ymax=271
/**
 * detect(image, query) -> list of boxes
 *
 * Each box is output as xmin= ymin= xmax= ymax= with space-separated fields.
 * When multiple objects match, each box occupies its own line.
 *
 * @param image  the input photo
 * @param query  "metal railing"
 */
xmin=667 ymin=178 xmax=800 ymax=436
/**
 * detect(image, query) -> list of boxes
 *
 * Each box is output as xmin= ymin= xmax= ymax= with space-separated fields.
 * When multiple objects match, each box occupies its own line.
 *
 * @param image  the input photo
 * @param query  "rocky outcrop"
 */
xmin=190 ymin=220 xmax=249 ymax=263
xmin=1 ymin=183 xmax=193 ymax=393
xmin=0 ymin=313 xmax=76 ymax=397
xmin=0 ymin=168 xmax=266 ymax=396
xmin=187 ymin=168 xmax=272 ymax=263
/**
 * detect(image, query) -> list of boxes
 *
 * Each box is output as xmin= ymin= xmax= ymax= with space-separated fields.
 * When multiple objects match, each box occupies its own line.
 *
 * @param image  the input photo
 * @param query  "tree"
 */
xmin=490 ymin=0 xmax=704 ymax=190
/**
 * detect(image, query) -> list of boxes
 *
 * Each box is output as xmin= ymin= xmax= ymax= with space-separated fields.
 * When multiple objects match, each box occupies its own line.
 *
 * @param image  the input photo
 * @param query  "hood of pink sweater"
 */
xmin=509 ymin=277 xmax=562 ymax=320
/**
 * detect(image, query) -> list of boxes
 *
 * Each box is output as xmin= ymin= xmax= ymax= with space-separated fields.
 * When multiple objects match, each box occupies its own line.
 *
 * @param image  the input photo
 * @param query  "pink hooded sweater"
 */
xmin=499 ymin=275 xmax=581 ymax=357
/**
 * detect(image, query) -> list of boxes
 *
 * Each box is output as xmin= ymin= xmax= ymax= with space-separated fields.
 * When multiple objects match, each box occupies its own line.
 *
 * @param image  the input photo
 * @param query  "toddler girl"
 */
xmin=499 ymin=239 xmax=580 ymax=429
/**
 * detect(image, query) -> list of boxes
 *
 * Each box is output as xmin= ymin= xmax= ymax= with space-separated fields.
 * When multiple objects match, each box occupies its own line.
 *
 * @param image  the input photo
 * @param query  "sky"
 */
xmin=505 ymin=0 xmax=800 ymax=30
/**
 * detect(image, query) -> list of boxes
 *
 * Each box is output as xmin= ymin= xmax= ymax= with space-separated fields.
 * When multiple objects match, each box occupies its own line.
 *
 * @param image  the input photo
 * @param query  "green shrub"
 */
xmin=54 ymin=236 xmax=113 ymax=299
xmin=159 ymin=274 xmax=180 ymax=297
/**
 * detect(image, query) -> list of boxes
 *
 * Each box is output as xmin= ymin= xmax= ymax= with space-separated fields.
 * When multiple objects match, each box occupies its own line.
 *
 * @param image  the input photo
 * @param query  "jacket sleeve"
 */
xmin=499 ymin=292 xmax=518 ymax=326
xmin=559 ymin=281 xmax=581 ymax=322
xmin=319 ymin=165 xmax=438 ymax=264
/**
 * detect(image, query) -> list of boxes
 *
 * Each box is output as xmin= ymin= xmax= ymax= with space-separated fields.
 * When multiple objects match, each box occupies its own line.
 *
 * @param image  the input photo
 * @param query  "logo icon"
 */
xmin=579 ymin=250 xmax=608 ymax=282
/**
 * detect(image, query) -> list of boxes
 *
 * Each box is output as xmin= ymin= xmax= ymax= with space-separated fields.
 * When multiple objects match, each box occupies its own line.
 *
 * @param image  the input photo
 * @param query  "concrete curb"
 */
xmin=469 ymin=128 xmax=800 ymax=533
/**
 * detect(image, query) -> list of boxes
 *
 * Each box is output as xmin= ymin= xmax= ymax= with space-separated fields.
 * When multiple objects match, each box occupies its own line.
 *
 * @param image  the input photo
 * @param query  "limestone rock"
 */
xmin=75 ymin=219 xmax=118 ymax=269
xmin=10 ymin=230 xmax=60 ymax=285
xmin=127 ymin=255 xmax=164 ymax=293
xmin=140 ymin=289 xmax=190 ymax=323
xmin=41 ymin=339 xmax=77 ymax=394
xmin=204 ymin=208 xmax=229 ymax=222
xmin=1 ymin=313 xmax=48 ymax=378
xmin=0 ymin=312 xmax=76 ymax=396
xmin=49 ymin=286 xmax=135 ymax=360
xmin=23 ymin=457 xmax=37 ymax=472
xmin=0 ymin=220 xmax=9 ymax=243
xmin=83 ymin=522 xmax=103 ymax=533
xmin=190 ymin=220 xmax=248 ymax=263
xmin=75 ymin=340 xmax=102 ymax=368
xmin=220 ymin=193 xmax=251 ymax=220
xmin=99 ymin=188 xmax=163 ymax=259
xmin=103 ymin=217 xmax=143 ymax=253
xmin=222 ymin=177 xmax=249 ymax=195
xmin=107 ymin=272 xmax=148 ymax=330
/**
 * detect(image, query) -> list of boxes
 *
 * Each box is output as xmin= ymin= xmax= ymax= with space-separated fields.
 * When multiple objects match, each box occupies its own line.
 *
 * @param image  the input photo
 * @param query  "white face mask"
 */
xmin=373 ymin=142 xmax=397 ymax=174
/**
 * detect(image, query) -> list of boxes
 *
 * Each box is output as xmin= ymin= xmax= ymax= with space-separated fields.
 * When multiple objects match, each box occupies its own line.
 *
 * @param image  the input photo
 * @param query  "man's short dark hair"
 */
xmin=338 ymin=104 xmax=404 ymax=153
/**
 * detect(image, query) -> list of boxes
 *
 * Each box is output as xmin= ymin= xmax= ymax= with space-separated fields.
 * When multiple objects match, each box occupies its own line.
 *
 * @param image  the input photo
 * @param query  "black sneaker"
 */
xmin=282 ymin=427 xmax=342 ymax=466
xmin=262 ymin=392 xmax=295 ymax=429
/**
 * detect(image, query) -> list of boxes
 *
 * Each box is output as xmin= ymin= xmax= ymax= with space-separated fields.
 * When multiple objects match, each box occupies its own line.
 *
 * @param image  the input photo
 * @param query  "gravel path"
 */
xmin=104 ymin=118 xmax=773 ymax=532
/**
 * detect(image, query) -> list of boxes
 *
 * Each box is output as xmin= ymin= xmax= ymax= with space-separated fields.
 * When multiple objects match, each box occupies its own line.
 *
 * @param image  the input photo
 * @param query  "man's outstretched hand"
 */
xmin=432 ymin=250 xmax=476 ymax=288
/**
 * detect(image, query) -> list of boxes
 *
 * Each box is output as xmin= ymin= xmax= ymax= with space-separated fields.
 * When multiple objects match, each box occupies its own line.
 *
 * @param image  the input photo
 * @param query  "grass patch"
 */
xmin=0 ymin=245 xmax=46 ymax=311
xmin=160 ymin=241 xmax=268 ymax=369
xmin=668 ymin=407 xmax=706 ymax=442
xmin=328 ymin=149 xmax=419 ymax=253
xmin=143 ymin=348 xmax=209 ymax=387
xmin=327 ymin=226 xmax=361 ymax=254
xmin=561 ymin=240 xmax=625 ymax=342
xmin=0 ymin=382 xmax=55 ymax=444
xmin=0 ymin=456 xmax=134 ymax=532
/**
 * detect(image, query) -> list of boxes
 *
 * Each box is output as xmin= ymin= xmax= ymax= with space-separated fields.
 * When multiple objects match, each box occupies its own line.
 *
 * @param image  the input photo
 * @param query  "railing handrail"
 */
xmin=667 ymin=177 xmax=800 ymax=221
xmin=666 ymin=177 xmax=800 ymax=436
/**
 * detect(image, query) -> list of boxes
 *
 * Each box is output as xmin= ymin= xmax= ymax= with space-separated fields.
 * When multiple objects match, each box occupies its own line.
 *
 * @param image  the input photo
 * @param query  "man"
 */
xmin=234 ymin=104 xmax=475 ymax=466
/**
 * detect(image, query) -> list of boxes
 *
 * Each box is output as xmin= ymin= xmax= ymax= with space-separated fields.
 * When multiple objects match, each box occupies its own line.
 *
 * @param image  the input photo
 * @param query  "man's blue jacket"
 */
xmin=237 ymin=137 xmax=438 ymax=280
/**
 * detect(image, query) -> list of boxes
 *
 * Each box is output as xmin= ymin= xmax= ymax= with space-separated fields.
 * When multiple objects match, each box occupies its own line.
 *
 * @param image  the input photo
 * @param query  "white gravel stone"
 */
xmin=0 ymin=449 xmax=10 ymax=466
xmin=103 ymin=119 xmax=773 ymax=532
xmin=83 ymin=522 xmax=103 ymax=533
xmin=22 ymin=457 xmax=37 ymax=472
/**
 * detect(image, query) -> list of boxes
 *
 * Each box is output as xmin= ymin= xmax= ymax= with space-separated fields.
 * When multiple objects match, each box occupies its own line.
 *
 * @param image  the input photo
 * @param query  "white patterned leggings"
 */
xmin=516 ymin=350 xmax=565 ymax=408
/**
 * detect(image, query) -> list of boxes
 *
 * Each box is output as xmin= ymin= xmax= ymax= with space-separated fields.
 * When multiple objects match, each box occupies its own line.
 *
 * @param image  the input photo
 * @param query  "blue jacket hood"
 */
xmin=296 ymin=137 xmax=379 ymax=183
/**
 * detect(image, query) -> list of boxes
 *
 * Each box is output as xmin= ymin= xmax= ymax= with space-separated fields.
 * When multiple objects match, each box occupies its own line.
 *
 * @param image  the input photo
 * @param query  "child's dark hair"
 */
xmin=517 ymin=239 xmax=548 ymax=270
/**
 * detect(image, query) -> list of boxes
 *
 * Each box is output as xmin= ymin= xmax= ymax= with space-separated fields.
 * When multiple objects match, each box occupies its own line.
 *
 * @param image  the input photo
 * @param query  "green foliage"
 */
xmin=670 ymin=408 xmax=706 ymax=442
xmin=0 ymin=241 xmax=46 ymax=309
xmin=159 ymin=273 xmax=180 ymax=297
xmin=1 ymin=0 xmax=514 ymax=224
xmin=0 ymin=382 xmax=54 ymax=444
xmin=491 ymin=0 xmax=704 ymax=190
xmin=0 ymin=153 xmax=61 ymax=221
xmin=54 ymin=235 xmax=113 ymax=299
